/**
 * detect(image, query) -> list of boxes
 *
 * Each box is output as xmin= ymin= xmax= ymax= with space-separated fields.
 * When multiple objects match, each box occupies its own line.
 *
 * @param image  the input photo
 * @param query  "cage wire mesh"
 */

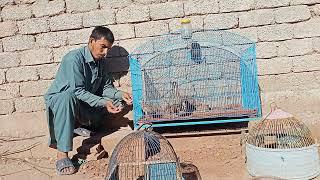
xmin=245 ymin=105 xmax=320 ymax=179
xmin=129 ymin=29 xmax=261 ymax=128
xmin=106 ymin=129 xmax=182 ymax=180
xmin=246 ymin=106 xmax=315 ymax=149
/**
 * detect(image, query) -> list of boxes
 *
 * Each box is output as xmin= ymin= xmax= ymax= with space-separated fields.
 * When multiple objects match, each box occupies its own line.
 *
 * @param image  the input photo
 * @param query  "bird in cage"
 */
xmin=190 ymin=42 xmax=203 ymax=64
xmin=129 ymin=25 xmax=262 ymax=129
xmin=180 ymin=99 xmax=196 ymax=116
xmin=245 ymin=106 xmax=320 ymax=179
xmin=142 ymin=102 xmax=162 ymax=119
xmin=164 ymin=82 xmax=195 ymax=118
xmin=169 ymin=81 xmax=183 ymax=113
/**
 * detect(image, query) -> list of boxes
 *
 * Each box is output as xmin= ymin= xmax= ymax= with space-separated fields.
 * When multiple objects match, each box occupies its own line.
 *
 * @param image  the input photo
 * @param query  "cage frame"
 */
xmin=106 ymin=129 xmax=183 ymax=180
xmin=129 ymin=29 xmax=262 ymax=129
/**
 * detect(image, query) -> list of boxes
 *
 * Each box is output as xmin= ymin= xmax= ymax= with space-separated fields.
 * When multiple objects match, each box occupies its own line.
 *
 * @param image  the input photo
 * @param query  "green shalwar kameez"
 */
xmin=44 ymin=46 xmax=122 ymax=152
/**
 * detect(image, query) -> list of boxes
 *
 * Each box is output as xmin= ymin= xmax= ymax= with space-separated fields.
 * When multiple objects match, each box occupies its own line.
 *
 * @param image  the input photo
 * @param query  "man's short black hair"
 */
xmin=90 ymin=26 xmax=114 ymax=43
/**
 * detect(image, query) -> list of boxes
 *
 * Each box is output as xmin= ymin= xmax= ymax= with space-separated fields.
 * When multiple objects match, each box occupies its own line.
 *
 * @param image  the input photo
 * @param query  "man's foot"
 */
xmin=56 ymin=151 xmax=76 ymax=175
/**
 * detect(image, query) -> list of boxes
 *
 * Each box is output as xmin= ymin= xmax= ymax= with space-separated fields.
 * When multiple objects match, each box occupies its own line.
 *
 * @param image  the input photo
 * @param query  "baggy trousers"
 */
xmin=45 ymin=91 xmax=107 ymax=152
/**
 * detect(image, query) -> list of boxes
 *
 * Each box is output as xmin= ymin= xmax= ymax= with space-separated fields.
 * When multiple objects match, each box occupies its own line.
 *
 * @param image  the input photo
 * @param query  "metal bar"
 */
xmin=140 ymin=117 xmax=260 ymax=128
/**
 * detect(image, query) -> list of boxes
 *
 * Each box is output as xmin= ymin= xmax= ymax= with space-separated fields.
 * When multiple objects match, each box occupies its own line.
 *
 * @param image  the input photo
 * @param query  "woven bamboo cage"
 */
xmin=245 ymin=105 xmax=320 ymax=179
xmin=105 ymin=128 xmax=182 ymax=180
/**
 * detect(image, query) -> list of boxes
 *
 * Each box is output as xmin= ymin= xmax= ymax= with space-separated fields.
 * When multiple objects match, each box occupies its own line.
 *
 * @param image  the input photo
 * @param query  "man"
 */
xmin=44 ymin=26 xmax=132 ymax=175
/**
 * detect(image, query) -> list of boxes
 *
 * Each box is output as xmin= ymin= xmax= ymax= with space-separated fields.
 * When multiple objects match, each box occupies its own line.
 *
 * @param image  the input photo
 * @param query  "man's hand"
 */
xmin=122 ymin=92 xmax=133 ymax=105
xmin=105 ymin=101 xmax=121 ymax=114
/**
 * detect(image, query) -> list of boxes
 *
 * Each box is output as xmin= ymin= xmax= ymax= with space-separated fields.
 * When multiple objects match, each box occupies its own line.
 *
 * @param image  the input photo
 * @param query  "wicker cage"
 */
xmin=245 ymin=106 xmax=320 ymax=179
xmin=247 ymin=108 xmax=315 ymax=149
xmin=105 ymin=129 xmax=182 ymax=180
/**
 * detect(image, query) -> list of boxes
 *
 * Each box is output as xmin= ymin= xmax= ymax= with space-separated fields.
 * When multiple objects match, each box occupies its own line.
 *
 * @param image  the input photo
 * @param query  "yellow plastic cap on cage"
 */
xmin=181 ymin=19 xmax=191 ymax=24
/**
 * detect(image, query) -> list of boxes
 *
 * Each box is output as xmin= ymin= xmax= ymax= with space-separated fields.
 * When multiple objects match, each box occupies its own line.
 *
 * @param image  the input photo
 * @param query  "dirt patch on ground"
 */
xmin=73 ymin=133 xmax=246 ymax=179
xmin=0 ymin=129 xmax=248 ymax=179
xmin=1 ymin=122 xmax=320 ymax=180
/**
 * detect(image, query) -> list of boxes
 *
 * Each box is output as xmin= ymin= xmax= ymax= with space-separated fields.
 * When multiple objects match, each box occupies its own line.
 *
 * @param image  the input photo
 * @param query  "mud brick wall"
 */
xmin=0 ymin=0 xmax=319 ymax=136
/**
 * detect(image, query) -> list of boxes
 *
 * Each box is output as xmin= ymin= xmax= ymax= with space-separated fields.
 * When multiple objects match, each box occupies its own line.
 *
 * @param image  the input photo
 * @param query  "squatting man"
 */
xmin=44 ymin=26 xmax=133 ymax=175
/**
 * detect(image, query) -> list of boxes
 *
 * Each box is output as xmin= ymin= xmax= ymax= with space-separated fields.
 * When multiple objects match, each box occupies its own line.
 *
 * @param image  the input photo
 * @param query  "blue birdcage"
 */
xmin=129 ymin=29 xmax=261 ymax=129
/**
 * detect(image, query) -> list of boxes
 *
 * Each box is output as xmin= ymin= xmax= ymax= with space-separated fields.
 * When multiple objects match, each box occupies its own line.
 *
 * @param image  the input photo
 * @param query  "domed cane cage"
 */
xmin=129 ymin=22 xmax=261 ymax=129
xmin=106 ymin=128 xmax=183 ymax=180
xmin=245 ymin=105 xmax=320 ymax=179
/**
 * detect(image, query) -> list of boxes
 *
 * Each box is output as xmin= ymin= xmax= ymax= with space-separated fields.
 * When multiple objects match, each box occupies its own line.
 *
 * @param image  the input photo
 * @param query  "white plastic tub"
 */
xmin=246 ymin=143 xmax=320 ymax=179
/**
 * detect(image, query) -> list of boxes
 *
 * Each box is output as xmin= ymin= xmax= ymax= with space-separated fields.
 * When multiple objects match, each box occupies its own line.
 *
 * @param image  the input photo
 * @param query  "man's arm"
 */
xmin=66 ymin=57 xmax=108 ymax=108
xmin=100 ymin=60 xmax=132 ymax=105
xmin=102 ymin=72 xmax=123 ymax=100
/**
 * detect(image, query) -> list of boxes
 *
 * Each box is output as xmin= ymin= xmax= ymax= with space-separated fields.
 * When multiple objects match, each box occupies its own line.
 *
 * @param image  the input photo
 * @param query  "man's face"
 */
xmin=89 ymin=37 xmax=113 ymax=60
